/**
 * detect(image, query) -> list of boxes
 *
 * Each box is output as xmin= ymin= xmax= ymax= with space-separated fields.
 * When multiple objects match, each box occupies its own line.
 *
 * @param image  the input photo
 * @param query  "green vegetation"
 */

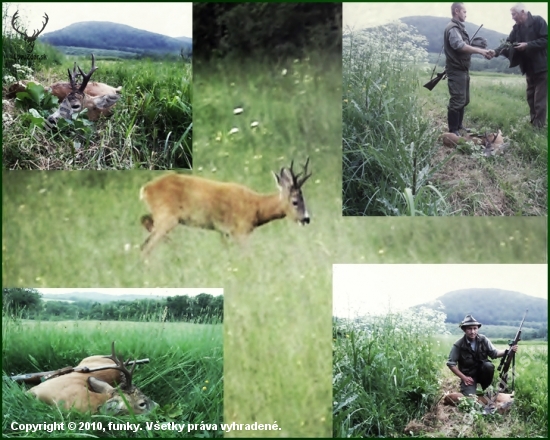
xmin=2 ymin=7 xmax=192 ymax=170
xmin=3 ymin=288 xmax=223 ymax=322
xmin=343 ymin=23 xmax=547 ymax=216
xmin=334 ymin=313 xmax=548 ymax=437
xmin=333 ymin=309 xmax=444 ymax=437
xmin=3 ymin=55 xmax=546 ymax=438
xmin=2 ymin=311 xmax=223 ymax=438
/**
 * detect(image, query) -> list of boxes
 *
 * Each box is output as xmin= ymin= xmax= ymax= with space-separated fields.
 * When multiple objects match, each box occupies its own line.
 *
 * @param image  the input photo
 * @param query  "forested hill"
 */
xmin=399 ymin=16 xmax=509 ymax=52
xmin=415 ymin=288 xmax=547 ymax=325
xmin=39 ymin=21 xmax=190 ymax=55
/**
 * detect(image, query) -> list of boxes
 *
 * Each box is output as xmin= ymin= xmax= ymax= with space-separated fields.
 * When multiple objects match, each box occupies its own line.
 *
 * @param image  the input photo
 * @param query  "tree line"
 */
xmin=2 ymin=288 xmax=223 ymax=322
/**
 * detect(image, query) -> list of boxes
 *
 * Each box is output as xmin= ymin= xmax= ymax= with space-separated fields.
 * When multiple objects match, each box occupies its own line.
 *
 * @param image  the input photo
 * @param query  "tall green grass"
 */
xmin=343 ymin=23 xmax=452 ymax=216
xmin=333 ymin=309 xmax=445 ymax=437
xmin=2 ymin=312 xmax=223 ymax=437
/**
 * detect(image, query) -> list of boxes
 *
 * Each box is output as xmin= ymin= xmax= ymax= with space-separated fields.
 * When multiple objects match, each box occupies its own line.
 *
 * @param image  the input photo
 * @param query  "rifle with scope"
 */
xmin=497 ymin=309 xmax=527 ymax=393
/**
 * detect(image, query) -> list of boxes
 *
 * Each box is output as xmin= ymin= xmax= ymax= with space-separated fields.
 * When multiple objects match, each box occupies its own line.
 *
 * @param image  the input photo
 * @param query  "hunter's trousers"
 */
xmin=447 ymin=69 xmax=470 ymax=112
xmin=526 ymin=70 xmax=547 ymax=127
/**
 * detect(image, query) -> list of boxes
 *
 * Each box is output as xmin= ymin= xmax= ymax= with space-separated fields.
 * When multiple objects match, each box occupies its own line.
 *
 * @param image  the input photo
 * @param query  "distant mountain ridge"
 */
xmin=415 ymin=288 xmax=547 ymax=324
xmin=399 ymin=16 xmax=509 ymax=53
xmin=39 ymin=21 xmax=191 ymax=56
xmin=41 ymin=292 xmax=168 ymax=304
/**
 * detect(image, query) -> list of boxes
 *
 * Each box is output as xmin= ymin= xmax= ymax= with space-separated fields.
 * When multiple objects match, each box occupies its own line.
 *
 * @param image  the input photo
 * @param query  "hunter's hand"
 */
xmin=511 ymin=345 xmax=519 ymax=353
xmin=514 ymin=42 xmax=528 ymax=51
xmin=480 ymin=49 xmax=493 ymax=60
xmin=463 ymin=376 xmax=475 ymax=386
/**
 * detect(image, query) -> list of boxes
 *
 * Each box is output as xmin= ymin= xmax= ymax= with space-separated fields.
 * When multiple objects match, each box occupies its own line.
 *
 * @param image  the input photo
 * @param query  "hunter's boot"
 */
xmin=447 ymin=109 xmax=461 ymax=136
xmin=458 ymin=107 xmax=471 ymax=133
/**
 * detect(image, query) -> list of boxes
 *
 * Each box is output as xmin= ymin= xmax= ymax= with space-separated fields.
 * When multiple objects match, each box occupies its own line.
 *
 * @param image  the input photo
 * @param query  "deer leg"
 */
xmin=141 ymin=216 xmax=179 ymax=255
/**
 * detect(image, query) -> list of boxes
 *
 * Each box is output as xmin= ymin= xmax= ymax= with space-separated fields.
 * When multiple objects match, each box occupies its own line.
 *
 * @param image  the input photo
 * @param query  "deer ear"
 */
xmin=88 ymin=376 xmax=114 ymax=394
xmin=272 ymin=171 xmax=281 ymax=188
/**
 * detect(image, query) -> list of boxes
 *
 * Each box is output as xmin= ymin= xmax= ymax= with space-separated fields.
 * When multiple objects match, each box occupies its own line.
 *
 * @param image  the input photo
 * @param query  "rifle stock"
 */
xmin=8 ymin=358 xmax=150 ymax=385
xmin=423 ymin=70 xmax=447 ymax=91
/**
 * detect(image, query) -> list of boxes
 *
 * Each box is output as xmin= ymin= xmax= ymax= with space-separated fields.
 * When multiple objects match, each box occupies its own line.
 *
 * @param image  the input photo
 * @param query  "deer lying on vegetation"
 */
xmin=443 ymin=391 xmax=514 ymax=415
xmin=28 ymin=342 xmax=156 ymax=414
xmin=440 ymin=130 xmax=507 ymax=156
xmin=139 ymin=159 xmax=312 ymax=254
xmin=47 ymin=54 xmax=121 ymax=124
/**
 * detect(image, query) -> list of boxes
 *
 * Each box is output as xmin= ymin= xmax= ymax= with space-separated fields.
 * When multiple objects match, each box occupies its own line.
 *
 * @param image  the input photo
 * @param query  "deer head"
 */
xmin=11 ymin=11 xmax=49 ymax=53
xmin=273 ymin=157 xmax=312 ymax=225
xmin=47 ymin=54 xmax=121 ymax=125
xmin=90 ymin=341 xmax=157 ymax=414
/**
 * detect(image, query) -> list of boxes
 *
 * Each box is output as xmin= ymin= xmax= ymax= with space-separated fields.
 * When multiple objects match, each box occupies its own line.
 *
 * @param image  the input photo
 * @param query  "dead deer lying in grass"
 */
xmin=47 ymin=54 xmax=121 ymax=124
xmin=29 ymin=342 xmax=156 ymax=414
xmin=443 ymin=391 xmax=514 ymax=415
xmin=140 ymin=158 xmax=312 ymax=254
xmin=440 ymin=130 xmax=507 ymax=156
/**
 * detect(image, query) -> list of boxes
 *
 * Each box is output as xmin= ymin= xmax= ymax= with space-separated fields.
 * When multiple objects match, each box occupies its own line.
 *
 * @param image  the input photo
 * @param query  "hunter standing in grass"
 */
xmin=444 ymin=2 xmax=493 ymax=136
xmin=491 ymin=3 xmax=548 ymax=128
xmin=447 ymin=314 xmax=518 ymax=396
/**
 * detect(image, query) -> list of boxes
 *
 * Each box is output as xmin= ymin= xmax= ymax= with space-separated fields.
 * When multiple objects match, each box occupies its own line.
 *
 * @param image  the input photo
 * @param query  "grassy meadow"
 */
xmin=2 ymin=52 xmax=548 ymax=439
xmin=343 ymin=25 xmax=547 ymax=216
xmin=334 ymin=314 xmax=548 ymax=438
xmin=2 ymin=316 xmax=223 ymax=438
xmin=2 ymin=44 xmax=192 ymax=170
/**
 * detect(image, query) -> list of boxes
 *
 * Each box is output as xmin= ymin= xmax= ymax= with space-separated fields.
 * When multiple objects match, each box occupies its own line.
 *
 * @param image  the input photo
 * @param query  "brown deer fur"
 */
xmin=28 ymin=344 xmax=155 ymax=414
xmin=139 ymin=160 xmax=311 ymax=254
xmin=443 ymin=392 xmax=514 ymax=414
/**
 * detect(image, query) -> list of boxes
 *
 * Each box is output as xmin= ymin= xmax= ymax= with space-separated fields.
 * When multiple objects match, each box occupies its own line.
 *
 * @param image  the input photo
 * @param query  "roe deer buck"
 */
xmin=47 ymin=54 xmax=121 ymax=125
xmin=140 ymin=158 xmax=312 ymax=254
xmin=29 ymin=342 xmax=156 ymax=414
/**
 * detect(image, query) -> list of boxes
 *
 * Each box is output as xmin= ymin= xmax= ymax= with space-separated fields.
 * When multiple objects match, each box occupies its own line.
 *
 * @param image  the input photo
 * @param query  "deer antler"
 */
xmin=76 ymin=54 xmax=98 ymax=93
xmin=102 ymin=341 xmax=136 ymax=389
xmin=31 ymin=13 xmax=49 ymax=40
xmin=11 ymin=11 xmax=28 ymax=39
xmin=11 ymin=11 xmax=48 ymax=41
xmin=293 ymin=157 xmax=312 ymax=188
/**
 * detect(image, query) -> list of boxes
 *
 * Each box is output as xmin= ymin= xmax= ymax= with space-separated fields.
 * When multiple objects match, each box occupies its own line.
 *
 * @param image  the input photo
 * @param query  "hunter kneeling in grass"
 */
xmin=447 ymin=314 xmax=518 ymax=397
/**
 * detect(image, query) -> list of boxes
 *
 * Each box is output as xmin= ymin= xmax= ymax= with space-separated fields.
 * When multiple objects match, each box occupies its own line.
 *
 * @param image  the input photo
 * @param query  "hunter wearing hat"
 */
xmin=444 ymin=2 xmax=493 ymax=135
xmin=447 ymin=314 xmax=519 ymax=396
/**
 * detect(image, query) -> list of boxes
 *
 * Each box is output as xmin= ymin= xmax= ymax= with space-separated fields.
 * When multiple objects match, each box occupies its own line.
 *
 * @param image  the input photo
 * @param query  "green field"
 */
xmin=2 ymin=44 xmax=191 ymax=170
xmin=2 ymin=52 xmax=548 ymax=438
xmin=2 ymin=317 xmax=223 ymax=438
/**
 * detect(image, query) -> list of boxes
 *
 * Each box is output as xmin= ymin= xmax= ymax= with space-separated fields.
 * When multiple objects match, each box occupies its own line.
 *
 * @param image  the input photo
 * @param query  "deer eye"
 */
xmin=292 ymin=200 xmax=299 ymax=206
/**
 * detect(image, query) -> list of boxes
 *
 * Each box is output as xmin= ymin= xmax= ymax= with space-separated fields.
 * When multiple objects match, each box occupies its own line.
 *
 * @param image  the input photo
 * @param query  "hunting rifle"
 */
xmin=497 ymin=309 xmax=528 ymax=393
xmin=8 ymin=358 xmax=150 ymax=385
xmin=423 ymin=23 xmax=484 ymax=91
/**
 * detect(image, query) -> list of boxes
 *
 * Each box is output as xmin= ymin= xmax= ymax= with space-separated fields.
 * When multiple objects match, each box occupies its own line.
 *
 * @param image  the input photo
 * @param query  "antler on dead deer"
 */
xmin=101 ymin=341 xmax=136 ymax=389
xmin=68 ymin=54 xmax=98 ymax=93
